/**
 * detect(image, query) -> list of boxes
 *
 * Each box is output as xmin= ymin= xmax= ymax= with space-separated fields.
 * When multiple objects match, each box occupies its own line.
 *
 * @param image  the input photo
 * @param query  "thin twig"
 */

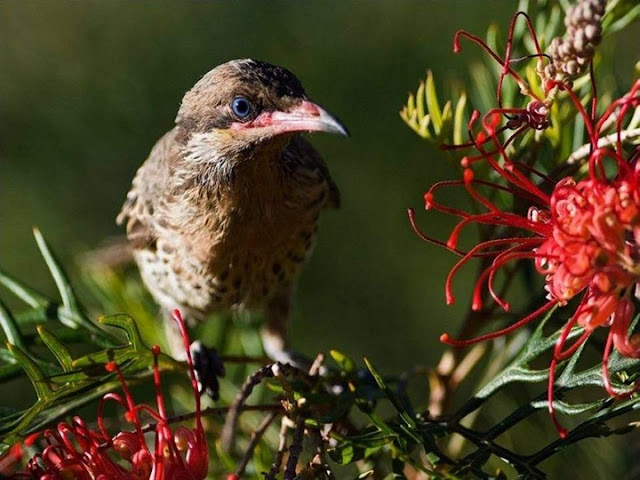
xmin=450 ymin=343 xmax=487 ymax=388
xmin=221 ymin=364 xmax=277 ymax=452
xmin=234 ymin=411 xmax=279 ymax=477
xmin=265 ymin=416 xmax=290 ymax=480
xmin=308 ymin=353 xmax=325 ymax=376
xmin=140 ymin=403 xmax=282 ymax=433
xmin=567 ymin=127 xmax=640 ymax=164
xmin=448 ymin=423 xmax=545 ymax=478
xmin=309 ymin=428 xmax=336 ymax=479
xmin=428 ymin=261 xmax=520 ymax=416
xmin=284 ymin=415 xmax=306 ymax=480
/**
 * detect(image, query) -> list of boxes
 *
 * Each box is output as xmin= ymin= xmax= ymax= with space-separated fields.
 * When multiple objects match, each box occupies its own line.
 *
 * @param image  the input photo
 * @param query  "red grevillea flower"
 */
xmin=0 ymin=443 xmax=25 ymax=477
xmin=442 ymin=12 xmax=551 ymax=158
xmin=17 ymin=309 xmax=208 ymax=479
xmin=410 ymin=11 xmax=640 ymax=438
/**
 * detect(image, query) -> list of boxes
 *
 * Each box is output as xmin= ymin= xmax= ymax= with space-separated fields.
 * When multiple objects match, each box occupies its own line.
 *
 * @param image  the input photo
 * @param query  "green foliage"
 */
xmin=400 ymin=70 xmax=467 ymax=146
xmin=400 ymin=0 xmax=640 ymax=168
xmin=3 ymin=246 xmax=640 ymax=478
xmin=394 ymin=0 xmax=640 ymax=478
xmin=326 ymin=312 xmax=640 ymax=479
xmin=0 ymin=230 xmax=180 ymax=455
xmin=601 ymin=0 xmax=640 ymax=35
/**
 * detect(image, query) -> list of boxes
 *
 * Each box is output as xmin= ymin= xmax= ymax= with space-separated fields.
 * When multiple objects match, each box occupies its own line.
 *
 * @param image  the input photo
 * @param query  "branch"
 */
xmin=567 ymin=128 xmax=640 ymax=164
xmin=234 ymin=411 xmax=280 ymax=477
xmin=264 ymin=416 xmax=290 ymax=480
xmin=221 ymin=364 xmax=278 ymax=452
xmin=284 ymin=415 xmax=306 ymax=480
xmin=140 ymin=403 xmax=282 ymax=433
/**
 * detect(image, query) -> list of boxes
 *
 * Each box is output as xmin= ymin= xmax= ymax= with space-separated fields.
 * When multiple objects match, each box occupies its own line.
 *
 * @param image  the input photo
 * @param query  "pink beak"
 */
xmin=238 ymin=100 xmax=349 ymax=137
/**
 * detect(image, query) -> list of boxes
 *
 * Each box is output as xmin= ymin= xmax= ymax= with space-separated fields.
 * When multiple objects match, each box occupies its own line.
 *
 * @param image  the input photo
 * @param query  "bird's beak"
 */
xmin=249 ymin=100 xmax=349 ymax=137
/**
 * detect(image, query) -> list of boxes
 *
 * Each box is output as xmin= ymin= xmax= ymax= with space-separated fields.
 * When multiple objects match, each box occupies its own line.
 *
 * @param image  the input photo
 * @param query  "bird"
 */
xmin=116 ymin=59 xmax=347 ymax=392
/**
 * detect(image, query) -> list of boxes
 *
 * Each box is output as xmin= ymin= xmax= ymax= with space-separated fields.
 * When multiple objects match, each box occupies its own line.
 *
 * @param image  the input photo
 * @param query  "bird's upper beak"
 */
xmin=241 ymin=100 xmax=349 ymax=137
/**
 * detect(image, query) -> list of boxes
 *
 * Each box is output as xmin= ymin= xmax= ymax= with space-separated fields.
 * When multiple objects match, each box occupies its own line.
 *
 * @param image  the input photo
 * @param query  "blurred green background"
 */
xmin=1 ymin=2 xmax=638 ymax=478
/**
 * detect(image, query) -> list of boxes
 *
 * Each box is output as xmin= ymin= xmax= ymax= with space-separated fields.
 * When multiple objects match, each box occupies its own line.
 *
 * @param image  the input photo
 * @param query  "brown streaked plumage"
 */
xmin=117 ymin=59 xmax=346 ymax=367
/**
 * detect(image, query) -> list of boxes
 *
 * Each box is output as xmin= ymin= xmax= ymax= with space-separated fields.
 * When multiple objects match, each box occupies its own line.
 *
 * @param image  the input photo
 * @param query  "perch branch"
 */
xmin=234 ymin=411 xmax=280 ymax=477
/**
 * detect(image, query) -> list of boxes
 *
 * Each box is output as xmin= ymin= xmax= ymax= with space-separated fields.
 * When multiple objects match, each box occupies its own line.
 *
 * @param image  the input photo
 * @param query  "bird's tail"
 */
xmin=78 ymin=235 xmax=134 ymax=270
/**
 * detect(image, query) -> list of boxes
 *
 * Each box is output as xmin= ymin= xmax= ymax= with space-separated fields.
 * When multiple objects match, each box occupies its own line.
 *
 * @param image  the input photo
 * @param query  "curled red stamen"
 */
xmin=441 ymin=300 xmax=557 ymax=347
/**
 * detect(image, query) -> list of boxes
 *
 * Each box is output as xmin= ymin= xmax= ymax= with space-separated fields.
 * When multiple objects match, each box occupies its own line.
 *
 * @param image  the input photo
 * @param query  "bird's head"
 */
xmin=175 ymin=59 xmax=348 ymax=156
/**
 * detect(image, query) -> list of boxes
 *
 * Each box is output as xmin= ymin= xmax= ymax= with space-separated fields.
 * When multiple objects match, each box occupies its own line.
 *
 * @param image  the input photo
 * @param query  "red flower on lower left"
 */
xmin=9 ymin=309 xmax=208 ymax=480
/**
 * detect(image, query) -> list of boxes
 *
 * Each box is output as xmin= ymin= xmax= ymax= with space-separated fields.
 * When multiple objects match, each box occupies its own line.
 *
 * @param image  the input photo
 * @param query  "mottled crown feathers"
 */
xmin=176 ymin=59 xmax=307 ymax=134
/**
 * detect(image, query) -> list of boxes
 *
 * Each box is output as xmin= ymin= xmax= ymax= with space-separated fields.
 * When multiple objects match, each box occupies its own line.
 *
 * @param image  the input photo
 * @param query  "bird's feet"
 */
xmin=261 ymin=328 xmax=327 ymax=374
xmin=189 ymin=341 xmax=226 ymax=400
xmin=268 ymin=348 xmax=329 ymax=376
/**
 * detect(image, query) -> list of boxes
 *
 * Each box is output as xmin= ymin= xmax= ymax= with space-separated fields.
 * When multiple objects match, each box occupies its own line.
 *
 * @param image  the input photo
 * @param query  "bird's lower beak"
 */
xmin=255 ymin=100 xmax=349 ymax=137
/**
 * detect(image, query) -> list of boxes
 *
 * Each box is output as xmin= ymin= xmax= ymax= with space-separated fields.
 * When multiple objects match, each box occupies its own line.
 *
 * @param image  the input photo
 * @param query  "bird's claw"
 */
xmin=270 ymin=349 xmax=329 ymax=376
xmin=190 ymin=341 xmax=225 ymax=400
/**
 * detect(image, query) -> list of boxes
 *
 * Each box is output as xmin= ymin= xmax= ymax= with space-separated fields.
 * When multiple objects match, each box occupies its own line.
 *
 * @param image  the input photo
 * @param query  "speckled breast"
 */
xmin=134 ymin=214 xmax=319 ymax=316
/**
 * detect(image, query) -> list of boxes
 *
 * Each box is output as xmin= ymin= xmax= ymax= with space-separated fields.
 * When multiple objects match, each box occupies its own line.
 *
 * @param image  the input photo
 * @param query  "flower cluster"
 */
xmin=14 ymin=309 xmax=208 ymax=479
xmin=543 ymin=0 xmax=606 ymax=81
xmin=411 ymin=7 xmax=640 ymax=437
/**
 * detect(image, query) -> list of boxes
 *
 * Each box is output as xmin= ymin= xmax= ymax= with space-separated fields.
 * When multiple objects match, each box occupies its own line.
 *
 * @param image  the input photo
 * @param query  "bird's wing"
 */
xmin=116 ymin=129 xmax=179 ymax=249
xmin=285 ymin=136 xmax=341 ymax=209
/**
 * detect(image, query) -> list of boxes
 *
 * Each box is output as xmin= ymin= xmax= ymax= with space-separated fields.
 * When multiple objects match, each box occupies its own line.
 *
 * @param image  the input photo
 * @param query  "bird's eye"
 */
xmin=231 ymin=96 xmax=252 ymax=119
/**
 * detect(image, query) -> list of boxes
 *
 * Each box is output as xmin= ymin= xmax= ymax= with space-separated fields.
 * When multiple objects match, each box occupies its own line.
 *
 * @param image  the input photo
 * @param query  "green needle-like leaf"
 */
xmin=99 ymin=314 xmax=145 ymax=352
xmin=0 ymin=268 xmax=49 ymax=309
xmin=33 ymin=227 xmax=78 ymax=314
xmin=330 ymin=349 xmax=357 ymax=373
xmin=425 ymin=71 xmax=443 ymax=134
xmin=6 ymin=343 xmax=51 ymax=400
xmin=453 ymin=92 xmax=467 ymax=145
xmin=416 ymin=81 xmax=426 ymax=122
xmin=37 ymin=326 xmax=74 ymax=372
xmin=0 ymin=299 xmax=24 ymax=349
xmin=364 ymin=358 xmax=417 ymax=434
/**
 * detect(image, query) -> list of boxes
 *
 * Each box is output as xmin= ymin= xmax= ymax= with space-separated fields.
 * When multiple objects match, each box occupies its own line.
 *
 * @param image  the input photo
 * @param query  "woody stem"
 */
xmin=567 ymin=128 xmax=640 ymax=165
